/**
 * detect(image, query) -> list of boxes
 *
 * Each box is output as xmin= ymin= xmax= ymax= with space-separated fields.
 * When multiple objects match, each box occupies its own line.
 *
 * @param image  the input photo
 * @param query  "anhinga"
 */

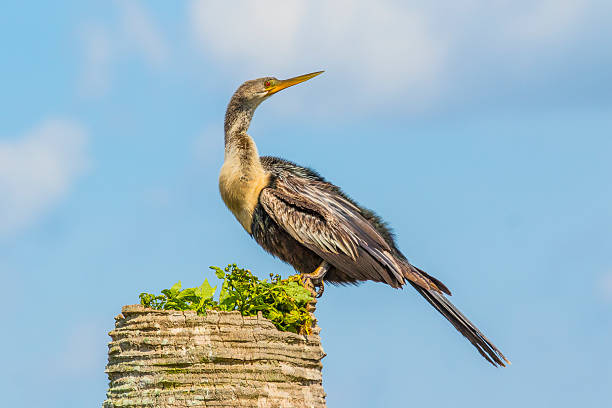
xmin=219 ymin=71 xmax=509 ymax=367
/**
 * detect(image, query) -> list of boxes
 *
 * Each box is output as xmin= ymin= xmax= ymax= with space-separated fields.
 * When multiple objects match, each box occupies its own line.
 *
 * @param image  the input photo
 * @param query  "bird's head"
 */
xmin=232 ymin=71 xmax=324 ymax=109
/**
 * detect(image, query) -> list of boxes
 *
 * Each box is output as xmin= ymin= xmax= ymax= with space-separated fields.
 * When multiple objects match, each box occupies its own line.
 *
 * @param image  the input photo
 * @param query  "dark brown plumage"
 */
xmin=219 ymin=72 xmax=509 ymax=367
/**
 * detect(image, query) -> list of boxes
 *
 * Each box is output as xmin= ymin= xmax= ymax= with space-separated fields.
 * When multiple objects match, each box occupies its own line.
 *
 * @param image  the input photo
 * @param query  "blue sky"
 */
xmin=1 ymin=1 xmax=611 ymax=406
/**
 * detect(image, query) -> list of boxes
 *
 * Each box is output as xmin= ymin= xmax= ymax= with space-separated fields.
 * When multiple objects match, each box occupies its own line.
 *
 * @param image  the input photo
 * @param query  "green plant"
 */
xmin=139 ymin=264 xmax=314 ymax=334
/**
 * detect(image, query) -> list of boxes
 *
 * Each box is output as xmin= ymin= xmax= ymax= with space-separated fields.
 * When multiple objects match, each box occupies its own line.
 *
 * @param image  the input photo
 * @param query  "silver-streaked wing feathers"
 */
xmin=259 ymin=174 xmax=434 ymax=290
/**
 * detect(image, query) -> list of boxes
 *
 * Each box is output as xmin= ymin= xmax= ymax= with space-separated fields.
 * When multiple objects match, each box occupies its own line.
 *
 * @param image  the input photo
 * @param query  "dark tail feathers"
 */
xmin=412 ymin=265 xmax=452 ymax=296
xmin=410 ymin=282 xmax=510 ymax=367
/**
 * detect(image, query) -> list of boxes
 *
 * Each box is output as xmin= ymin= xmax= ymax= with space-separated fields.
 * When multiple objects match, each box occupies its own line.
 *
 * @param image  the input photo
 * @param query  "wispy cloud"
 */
xmin=190 ymin=1 xmax=446 ymax=108
xmin=78 ymin=23 xmax=114 ymax=97
xmin=117 ymin=1 xmax=169 ymax=67
xmin=0 ymin=119 xmax=89 ymax=237
xmin=507 ymin=0 xmax=588 ymax=47
xmin=189 ymin=0 xmax=605 ymax=110
xmin=78 ymin=1 xmax=169 ymax=97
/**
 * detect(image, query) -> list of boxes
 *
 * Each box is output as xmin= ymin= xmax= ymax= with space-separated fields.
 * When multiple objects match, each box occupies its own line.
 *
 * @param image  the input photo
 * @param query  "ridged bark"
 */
xmin=103 ymin=305 xmax=326 ymax=408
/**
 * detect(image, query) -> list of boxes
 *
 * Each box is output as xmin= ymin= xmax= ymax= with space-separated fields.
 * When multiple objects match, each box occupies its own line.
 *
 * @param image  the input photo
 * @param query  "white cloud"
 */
xmin=507 ymin=0 xmax=588 ymax=46
xmin=191 ymin=1 xmax=305 ymax=69
xmin=189 ymin=0 xmax=601 ymax=109
xmin=78 ymin=1 xmax=169 ymax=97
xmin=190 ymin=0 xmax=446 ymax=107
xmin=0 ymin=119 xmax=89 ymax=237
xmin=117 ymin=1 xmax=169 ymax=67
xmin=78 ymin=23 xmax=114 ymax=97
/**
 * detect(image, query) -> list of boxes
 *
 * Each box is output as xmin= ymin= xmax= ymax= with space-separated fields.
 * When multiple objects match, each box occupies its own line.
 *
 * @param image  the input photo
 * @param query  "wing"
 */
xmin=259 ymin=173 xmax=440 ymax=291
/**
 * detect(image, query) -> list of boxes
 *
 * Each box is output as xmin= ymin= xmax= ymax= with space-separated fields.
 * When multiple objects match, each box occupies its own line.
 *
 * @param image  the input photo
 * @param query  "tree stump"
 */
xmin=103 ymin=305 xmax=326 ymax=408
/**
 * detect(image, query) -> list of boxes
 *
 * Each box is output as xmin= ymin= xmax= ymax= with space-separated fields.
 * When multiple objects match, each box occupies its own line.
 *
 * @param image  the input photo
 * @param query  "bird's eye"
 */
xmin=264 ymin=80 xmax=272 ymax=88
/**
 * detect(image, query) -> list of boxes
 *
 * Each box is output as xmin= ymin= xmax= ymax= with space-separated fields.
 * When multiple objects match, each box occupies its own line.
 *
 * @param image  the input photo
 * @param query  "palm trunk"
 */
xmin=103 ymin=305 xmax=326 ymax=407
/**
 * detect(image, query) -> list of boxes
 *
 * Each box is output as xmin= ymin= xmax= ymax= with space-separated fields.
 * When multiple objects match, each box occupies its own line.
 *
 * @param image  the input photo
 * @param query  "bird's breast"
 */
xmin=219 ymin=159 xmax=270 ymax=234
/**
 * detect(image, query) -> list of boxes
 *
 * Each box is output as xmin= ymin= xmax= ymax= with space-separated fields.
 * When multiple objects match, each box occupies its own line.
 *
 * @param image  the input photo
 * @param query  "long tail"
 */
xmin=410 ymin=282 xmax=510 ymax=367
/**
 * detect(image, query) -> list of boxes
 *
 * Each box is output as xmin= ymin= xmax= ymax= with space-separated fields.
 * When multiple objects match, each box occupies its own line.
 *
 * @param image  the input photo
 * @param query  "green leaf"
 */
xmin=218 ymin=280 xmax=229 ymax=302
xmin=198 ymin=279 xmax=216 ymax=299
xmin=283 ymin=281 xmax=314 ymax=304
xmin=169 ymin=281 xmax=182 ymax=296
xmin=177 ymin=288 xmax=195 ymax=299
xmin=210 ymin=266 xmax=225 ymax=279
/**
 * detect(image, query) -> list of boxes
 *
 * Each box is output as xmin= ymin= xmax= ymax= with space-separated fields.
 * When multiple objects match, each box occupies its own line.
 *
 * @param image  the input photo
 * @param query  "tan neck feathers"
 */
xmin=219 ymin=133 xmax=269 ymax=233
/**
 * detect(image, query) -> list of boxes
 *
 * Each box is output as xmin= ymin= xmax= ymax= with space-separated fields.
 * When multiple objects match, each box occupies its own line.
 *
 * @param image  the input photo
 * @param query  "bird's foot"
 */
xmin=309 ymin=279 xmax=325 ymax=298
xmin=301 ymin=261 xmax=330 ymax=299
xmin=300 ymin=275 xmax=319 ymax=298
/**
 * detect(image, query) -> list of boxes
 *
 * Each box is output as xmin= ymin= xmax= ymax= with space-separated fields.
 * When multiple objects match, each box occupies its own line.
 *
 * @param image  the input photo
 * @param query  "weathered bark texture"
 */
xmin=103 ymin=305 xmax=326 ymax=408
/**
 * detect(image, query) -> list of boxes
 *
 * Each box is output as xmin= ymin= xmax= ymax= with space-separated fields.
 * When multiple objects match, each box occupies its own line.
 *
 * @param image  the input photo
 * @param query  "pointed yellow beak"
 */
xmin=266 ymin=71 xmax=324 ymax=96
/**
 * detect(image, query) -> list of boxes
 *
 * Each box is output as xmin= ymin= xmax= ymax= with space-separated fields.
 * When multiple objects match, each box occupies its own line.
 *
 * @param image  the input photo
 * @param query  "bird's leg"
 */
xmin=301 ymin=261 xmax=331 ymax=298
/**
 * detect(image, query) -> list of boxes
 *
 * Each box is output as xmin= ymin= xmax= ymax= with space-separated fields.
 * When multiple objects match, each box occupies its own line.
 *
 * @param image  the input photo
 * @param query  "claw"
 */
xmin=314 ymin=281 xmax=324 ymax=298
xmin=301 ymin=261 xmax=331 ymax=299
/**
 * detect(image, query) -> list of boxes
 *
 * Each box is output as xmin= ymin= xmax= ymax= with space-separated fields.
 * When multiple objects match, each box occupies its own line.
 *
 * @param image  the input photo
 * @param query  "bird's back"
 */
xmin=260 ymin=156 xmax=401 ymax=254
xmin=259 ymin=156 xmax=422 ymax=287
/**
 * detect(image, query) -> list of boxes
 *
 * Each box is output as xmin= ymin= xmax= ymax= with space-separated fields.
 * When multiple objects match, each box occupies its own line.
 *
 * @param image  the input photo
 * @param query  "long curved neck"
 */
xmin=224 ymin=95 xmax=256 ymax=146
xmin=224 ymin=97 xmax=261 ymax=167
xmin=219 ymin=94 xmax=269 ymax=233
